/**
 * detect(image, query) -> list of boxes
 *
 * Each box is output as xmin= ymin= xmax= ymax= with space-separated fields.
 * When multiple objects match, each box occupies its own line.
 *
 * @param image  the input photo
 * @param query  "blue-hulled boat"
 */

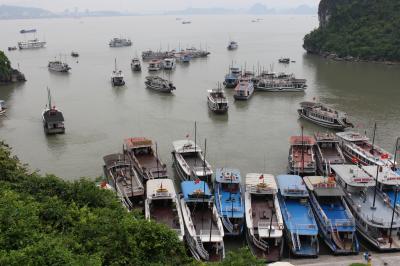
xmin=214 ymin=168 xmax=244 ymax=236
xmin=303 ymin=176 xmax=359 ymax=254
xmin=276 ymin=175 xmax=319 ymax=257
xmin=180 ymin=181 xmax=225 ymax=261
xmin=223 ymin=66 xmax=241 ymax=88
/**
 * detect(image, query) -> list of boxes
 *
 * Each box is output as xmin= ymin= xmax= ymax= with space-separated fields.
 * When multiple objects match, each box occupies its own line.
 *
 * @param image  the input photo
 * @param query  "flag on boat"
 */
xmin=259 ymin=174 xmax=264 ymax=180
xmin=194 ymin=178 xmax=200 ymax=184
xmin=351 ymin=156 xmax=359 ymax=164
xmin=381 ymin=153 xmax=389 ymax=159
xmin=185 ymin=134 xmax=190 ymax=139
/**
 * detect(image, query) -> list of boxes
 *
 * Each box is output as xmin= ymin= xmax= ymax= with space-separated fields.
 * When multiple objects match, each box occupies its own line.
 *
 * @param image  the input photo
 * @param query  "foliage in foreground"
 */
xmin=0 ymin=50 xmax=12 ymax=82
xmin=303 ymin=0 xmax=400 ymax=61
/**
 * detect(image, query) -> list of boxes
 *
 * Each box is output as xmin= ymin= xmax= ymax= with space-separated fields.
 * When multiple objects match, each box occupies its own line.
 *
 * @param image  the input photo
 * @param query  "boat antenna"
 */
xmin=114 ymin=58 xmax=117 ymax=72
xmin=392 ymin=137 xmax=400 ymax=171
xmin=47 ymin=87 xmax=51 ymax=108
xmin=301 ymin=126 xmax=304 ymax=175
xmin=371 ymin=122 xmax=377 ymax=154
xmin=156 ymin=141 xmax=160 ymax=179
xmin=389 ymin=185 xmax=399 ymax=248
xmin=194 ymin=121 xmax=197 ymax=169
xmin=201 ymin=138 xmax=207 ymax=232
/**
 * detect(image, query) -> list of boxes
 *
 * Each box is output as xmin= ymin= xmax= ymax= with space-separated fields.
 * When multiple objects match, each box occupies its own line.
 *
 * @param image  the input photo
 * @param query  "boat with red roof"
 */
xmin=288 ymin=135 xmax=317 ymax=175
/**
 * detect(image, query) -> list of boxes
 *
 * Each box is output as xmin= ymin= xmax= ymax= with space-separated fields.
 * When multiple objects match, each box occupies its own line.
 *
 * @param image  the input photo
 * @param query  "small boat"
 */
xmin=288 ymin=135 xmax=317 ymax=175
xmin=336 ymin=131 xmax=394 ymax=166
xmin=111 ymin=59 xmax=125 ymax=86
xmin=182 ymin=20 xmax=192 ymax=24
xmin=145 ymin=178 xmax=185 ymax=240
xmin=163 ymin=58 xmax=176 ymax=70
xmin=131 ymin=58 xmax=141 ymax=71
xmin=145 ymin=76 xmax=176 ymax=93
xmin=123 ymin=137 xmax=168 ymax=181
xmin=172 ymin=139 xmax=213 ymax=184
xmin=179 ymin=53 xmax=191 ymax=63
xmin=180 ymin=180 xmax=225 ymax=261
xmin=304 ymin=175 xmax=359 ymax=254
xmin=207 ymin=86 xmax=228 ymax=114
xmin=233 ymin=78 xmax=254 ymax=100
xmin=148 ymin=59 xmax=162 ymax=71
xmin=298 ymin=102 xmax=354 ymax=130
xmin=278 ymin=58 xmax=290 ymax=63
xmin=227 ymin=41 xmax=238 ymax=50
xmin=331 ymin=164 xmax=400 ymax=251
xmin=214 ymin=168 xmax=244 ymax=236
xmin=8 ymin=46 xmax=17 ymax=51
xmin=42 ymin=88 xmax=65 ymax=134
xmin=0 ymin=100 xmax=7 ymax=116
xmin=18 ymin=38 xmax=46 ymax=49
xmin=103 ymin=153 xmax=144 ymax=210
xmin=223 ymin=66 xmax=241 ymax=88
xmin=276 ymin=174 xmax=319 ymax=257
xmin=245 ymin=173 xmax=284 ymax=262
xmin=314 ymin=132 xmax=346 ymax=175
xmin=109 ymin=37 xmax=132 ymax=47
xmin=71 ymin=51 xmax=79 ymax=57
xmin=20 ymin=29 xmax=36 ymax=34
xmin=142 ymin=50 xmax=174 ymax=61
xmin=48 ymin=60 xmax=71 ymax=73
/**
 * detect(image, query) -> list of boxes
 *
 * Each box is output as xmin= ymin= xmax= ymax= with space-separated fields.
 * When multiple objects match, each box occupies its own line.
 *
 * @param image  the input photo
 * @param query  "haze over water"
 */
xmin=1 ymin=15 xmax=400 ymax=180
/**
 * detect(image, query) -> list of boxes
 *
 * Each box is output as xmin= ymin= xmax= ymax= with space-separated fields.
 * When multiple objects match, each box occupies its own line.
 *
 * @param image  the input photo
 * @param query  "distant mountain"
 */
xmin=248 ymin=3 xmax=275 ymax=15
xmin=164 ymin=7 xmax=240 ymax=15
xmin=0 ymin=5 xmax=56 ymax=19
xmin=278 ymin=5 xmax=317 ymax=15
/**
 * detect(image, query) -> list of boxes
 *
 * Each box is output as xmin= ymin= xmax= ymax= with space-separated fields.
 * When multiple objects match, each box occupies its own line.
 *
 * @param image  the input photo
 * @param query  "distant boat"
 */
xmin=227 ymin=41 xmax=238 ymax=50
xmin=278 ymin=58 xmax=290 ymax=64
xmin=207 ymin=85 xmax=228 ymax=114
xmin=276 ymin=174 xmax=319 ymax=257
xmin=148 ymin=59 xmax=162 ymax=71
xmin=71 ymin=51 xmax=79 ymax=57
xmin=131 ymin=58 xmax=141 ymax=71
xmin=233 ymin=77 xmax=254 ymax=100
xmin=0 ymin=100 xmax=7 ymax=116
xmin=223 ymin=66 xmax=241 ymax=88
xmin=109 ymin=37 xmax=132 ymax=47
xmin=182 ymin=20 xmax=191 ymax=24
xmin=162 ymin=58 xmax=176 ymax=70
xmin=214 ymin=168 xmax=245 ymax=236
xmin=7 ymin=46 xmax=17 ymax=51
xmin=288 ymin=135 xmax=317 ymax=175
xmin=111 ymin=58 xmax=125 ymax=86
xmin=18 ymin=38 xmax=46 ymax=49
xmin=48 ymin=59 xmax=71 ymax=73
xmin=145 ymin=76 xmax=176 ymax=93
xmin=42 ymin=88 xmax=65 ymax=134
xmin=20 ymin=29 xmax=36 ymax=34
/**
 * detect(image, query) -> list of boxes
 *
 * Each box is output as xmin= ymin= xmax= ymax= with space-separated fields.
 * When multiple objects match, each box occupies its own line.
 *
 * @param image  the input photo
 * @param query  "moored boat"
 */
xmin=123 ymin=137 xmax=168 ymax=181
xmin=223 ymin=66 xmax=241 ymax=88
xmin=145 ymin=178 xmax=185 ymax=240
xmin=288 ymin=135 xmax=317 ymax=175
xmin=145 ymin=76 xmax=176 ymax=93
xmin=227 ymin=41 xmax=238 ymax=50
xmin=207 ymin=86 xmax=228 ymax=114
xmin=162 ymin=58 xmax=176 ymax=70
xmin=0 ymin=100 xmax=7 ymax=116
xmin=233 ymin=78 xmax=254 ymax=100
xmin=278 ymin=58 xmax=290 ymax=64
xmin=48 ymin=60 xmax=71 ymax=72
xmin=276 ymin=174 xmax=319 ymax=257
xmin=214 ymin=168 xmax=244 ymax=236
xmin=103 ymin=153 xmax=144 ymax=210
xmin=172 ymin=139 xmax=213 ymax=184
xmin=20 ymin=29 xmax=36 ymax=34
xmin=180 ymin=180 xmax=225 ymax=261
xmin=298 ymin=102 xmax=354 ymax=130
xmin=245 ymin=173 xmax=284 ymax=262
xmin=314 ymin=132 xmax=346 ymax=175
xmin=42 ymin=88 xmax=65 ymax=134
xmin=131 ymin=58 xmax=141 ymax=71
xmin=304 ymin=175 xmax=359 ymax=254
xmin=148 ymin=59 xmax=162 ymax=71
xmin=18 ymin=38 xmax=46 ymax=49
xmin=71 ymin=51 xmax=79 ymax=57
xmin=111 ymin=59 xmax=125 ymax=86
xmin=331 ymin=164 xmax=400 ymax=251
xmin=109 ymin=37 xmax=132 ymax=47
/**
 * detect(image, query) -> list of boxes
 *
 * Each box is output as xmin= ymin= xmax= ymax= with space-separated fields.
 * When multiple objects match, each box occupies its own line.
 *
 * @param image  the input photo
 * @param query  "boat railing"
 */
xmin=258 ymin=221 xmax=280 ymax=231
xmin=252 ymin=235 xmax=269 ymax=252
xmin=189 ymin=234 xmax=209 ymax=261
xmin=199 ymin=229 xmax=221 ymax=238
xmin=294 ymin=223 xmax=318 ymax=231
xmin=292 ymin=231 xmax=301 ymax=251
xmin=332 ymin=218 xmax=355 ymax=227
xmin=221 ymin=214 xmax=234 ymax=233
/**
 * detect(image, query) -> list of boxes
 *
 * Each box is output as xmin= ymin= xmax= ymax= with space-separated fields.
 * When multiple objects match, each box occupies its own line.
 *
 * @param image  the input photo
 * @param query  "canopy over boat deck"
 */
xmin=245 ymin=173 xmax=277 ymax=194
xmin=181 ymin=181 xmax=212 ymax=202
xmin=215 ymin=168 xmax=241 ymax=184
xmin=303 ymin=176 xmax=345 ymax=197
xmin=289 ymin=136 xmax=316 ymax=146
xmin=124 ymin=137 xmax=153 ymax=150
xmin=276 ymin=175 xmax=309 ymax=197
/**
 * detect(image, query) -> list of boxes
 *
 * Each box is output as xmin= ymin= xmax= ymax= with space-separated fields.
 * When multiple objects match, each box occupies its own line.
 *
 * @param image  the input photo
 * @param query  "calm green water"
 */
xmin=1 ymin=15 xmax=400 ymax=181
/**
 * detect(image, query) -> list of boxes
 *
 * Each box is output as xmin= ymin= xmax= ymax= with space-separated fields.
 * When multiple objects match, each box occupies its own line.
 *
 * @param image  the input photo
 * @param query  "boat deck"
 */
xmin=218 ymin=186 xmax=243 ymax=218
xmin=136 ymin=154 xmax=166 ymax=176
xmin=320 ymin=201 xmax=353 ymax=231
xmin=191 ymin=206 xmax=219 ymax=236
xmin=115 ymin=169 xmax=144 ymax=197
xmin=291 ymin=146 xmax=314 ymax=168
xmin=319 ymin=146 xmax=344 ymax=164
xmin=251 ymin=194 xmax=278 ymax=229
xmin=283 ymin=199 xmax=318 ymax=235
xmin=150 ymin=200 xmax=180 ymax=229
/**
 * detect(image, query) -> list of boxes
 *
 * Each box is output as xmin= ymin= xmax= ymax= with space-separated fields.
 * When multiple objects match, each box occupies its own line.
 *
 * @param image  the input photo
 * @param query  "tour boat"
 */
xmin=245 ymin=173 xmax=284 ymax=262
xmin=162 ymin=58 xmax=176 ymax=70
xmin=314 ymin=132 xmax=346 ymax=175
xmin=103 ymin=153 xmax=144 ymax=210
xmin=8 ymin=46 xmax=17 ymax=51
xmin=223 ymin=66 xmax=241 ymax=88
xmin=42 ymin=88 xmax=65 ymax=134
xmin=278 ymin=58 xmax=290 ymax=64
xmin=214 ymin=168 xmax=244 ymax=236
xmin=256 ymin=79 xmax=306 ymax=92
xmin=145 ymin=76 xmax=176 ymax=93
xmin=304 ymin=176 xmax=359 ymax=254
xmin=182 ymin=20 xmax=192 ymax=24
xmin=298 ymin=102 xmax=354 ymax=130
xmin=288 ymin=135 xmax=317 ymax=175
xmin=48 ymin=60 xmax=71 ymax=73
xmin=18 ymin=38 xmax=46 ymax=49
xmin=179 ymin=53 xmax=192 ymax=63
xmin=71 ymin=51 xmax=79 ymax=57
xmin=131 ymin=58 xmax=141 ymax=71
xmin=276 ymin=174 xmax=319 ymax=257
xmin=172 ymin=139 xmax=213 ymax=184
xmin=123 ymin=137 xmax=168 ymax=181
xmin=20 ymin=29 xmax=37 ymax=34
xmin=109 ymin=37 xmax=132 ymax=47
xmin=111 ymin=59 xmax=125 ymax=86
xmin=233 ymin=78 xmax=254 ymax=100
xmin=336 ymin=131 xmax=394 ymax=167
xmin=142 ymin=50 xmax=173 ymax=61
xmin=180 ymin=180 xmax=225 ymax=261
xmin=227 ymin=41 xmax=238 ymax=50
xmin=145 ymin=179 xmax=185 ymax=241
xmin=331 ymin=164 xmax=400 ymax=251
xmin=207 ymin=86 xmax=228 ymax=114
xmin=0 ymin=100 xmax=7 ymax=116
xmin=148 ymin=59 xmax=162 ymax=71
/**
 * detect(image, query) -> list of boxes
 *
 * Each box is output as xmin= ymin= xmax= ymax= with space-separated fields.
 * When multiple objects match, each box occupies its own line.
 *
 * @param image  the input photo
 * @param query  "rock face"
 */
xmin=317 ymin=0 xmax=349 ymax=27
xmin=0 ymin=51 xmax=26 ymax=84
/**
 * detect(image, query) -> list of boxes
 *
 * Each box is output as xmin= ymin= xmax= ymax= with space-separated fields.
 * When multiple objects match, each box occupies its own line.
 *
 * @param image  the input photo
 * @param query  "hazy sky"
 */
xmin=0 ymin=0 xmax=319 ymax=13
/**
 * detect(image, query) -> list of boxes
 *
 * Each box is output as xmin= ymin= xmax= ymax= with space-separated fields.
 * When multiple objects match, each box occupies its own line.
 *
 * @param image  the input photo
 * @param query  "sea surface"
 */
xmin=1 ymin=15 xmax=400 ymax=182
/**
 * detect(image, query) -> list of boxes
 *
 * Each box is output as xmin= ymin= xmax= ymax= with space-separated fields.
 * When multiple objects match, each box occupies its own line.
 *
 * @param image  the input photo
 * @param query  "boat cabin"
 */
xmin=288 ymin=136 xmax=316 ymax=175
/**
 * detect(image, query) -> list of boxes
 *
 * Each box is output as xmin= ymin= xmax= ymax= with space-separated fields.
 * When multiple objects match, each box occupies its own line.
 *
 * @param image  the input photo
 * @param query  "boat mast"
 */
xmin=156 ymin=141 xmax=160 ymax=179
xmin=301 ymin=126 xmax=304 ymax=175
xmin=371 ymin=164 xmax=379 ymax=209
xmin=392 ymin=137 xmax=400 ymax=171
xmin=47 ymin=87 xmax=52 ymax=108
xmin=389 ymin=185 xmax=399 ymax=248
xmin=194 ymin=121 xmax=197 ymax=169
xmin=371 ymin=122 xmax=377 ymax=153
xmin=201 ymin=138 xmax=207 ymax=232
xmin=114 ymin=58 xmax=117 ymax=72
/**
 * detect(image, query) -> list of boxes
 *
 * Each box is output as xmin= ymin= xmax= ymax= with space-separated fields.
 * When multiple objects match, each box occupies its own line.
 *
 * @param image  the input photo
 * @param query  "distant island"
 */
xmin=0 ymin=51 xmax=25 ymax=84
xmin=303 ymin=0 xmax=400 ymax=63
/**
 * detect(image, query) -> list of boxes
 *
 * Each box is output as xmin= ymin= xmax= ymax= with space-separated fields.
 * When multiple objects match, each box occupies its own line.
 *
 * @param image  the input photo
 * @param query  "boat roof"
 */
xmin=314 ymin=132 xmax=339 ymax=143
xmin=146 ymin=179 xmax=176 ymax=199
xmin=215 ymin=168 xmax=241 ymax=183
xmin=103 ymin=153 xmax=130 ymax=168
xmin=276 ymin=175 xmax=308 ymax=197
xmin=331 ymin=164 xmax=375 ymax=187
xmin=43 ymin=109 xmax=64 ymax=122
xmin=303 ymin=176 xmax=345 ymax=197
xmin=181 ymin=181 xmax=212 ymax=202
xmin=336 ymin=131 xmax=369 ymax=142
xmin=124 ymin=137 xmax=152 ymax=149
xmin=362 ymin=165 xmax=400 ymax=185
xmin=289 ymin=136 xmax=316 ymax=146
xmin=173 ymin=140 xmax=201 ymax=153
xmin=245 ymin=173 xmax=277 ymax=194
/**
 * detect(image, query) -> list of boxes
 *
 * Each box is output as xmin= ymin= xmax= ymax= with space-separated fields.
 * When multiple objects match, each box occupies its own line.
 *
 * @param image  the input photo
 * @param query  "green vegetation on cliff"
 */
xmin=304 ymin=0 xmax=400 ymax=61
xmin=0 ymin=51 xmax=12 ymax=82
